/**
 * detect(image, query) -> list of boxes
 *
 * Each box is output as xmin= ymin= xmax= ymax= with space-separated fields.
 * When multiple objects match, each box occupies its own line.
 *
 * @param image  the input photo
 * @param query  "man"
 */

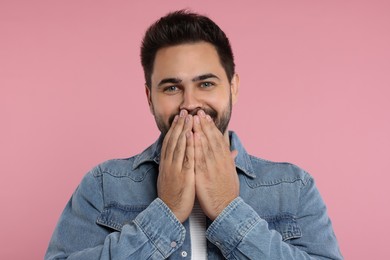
xmin=46 ymin=10 xmax=343 ymax=259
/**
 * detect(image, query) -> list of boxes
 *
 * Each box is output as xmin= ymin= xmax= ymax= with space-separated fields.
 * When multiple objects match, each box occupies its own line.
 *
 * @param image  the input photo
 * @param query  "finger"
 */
xmin=192 ymin=114 xmax=202 ymax=134
xmin=194 ymin=131 xmax=207 ymax=174
xmin=161 ymin=115 xmax=178 ymax=160
xmin=165 ymin=110 xmax=188 ymax=161
xmin=196 ymin=110 xmax=218 ymax=139
xmin=199 ymin=126 xmax=215 ymax=163
xmin=172 ymin=114 xmax=193 ymax=165
xmin=193 ymin=112 xmax=205 ymax=168
xmin=183 ymin=128 xmax=194 ymax=171
xmin=197 ymin=110 xmax=226 ymax=155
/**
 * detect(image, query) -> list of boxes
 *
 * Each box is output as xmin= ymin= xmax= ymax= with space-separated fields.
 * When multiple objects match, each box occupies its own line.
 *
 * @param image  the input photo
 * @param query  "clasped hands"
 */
xmin=157 ymin=109 xmax=239 ymax=223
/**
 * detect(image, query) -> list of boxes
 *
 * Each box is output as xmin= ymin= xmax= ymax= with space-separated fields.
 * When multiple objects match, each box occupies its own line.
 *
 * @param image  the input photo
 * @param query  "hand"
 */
xmin=157 ymin=110 xmax=195 ymax=223
xmin=193 ymin=110 xmax=239 ymax=220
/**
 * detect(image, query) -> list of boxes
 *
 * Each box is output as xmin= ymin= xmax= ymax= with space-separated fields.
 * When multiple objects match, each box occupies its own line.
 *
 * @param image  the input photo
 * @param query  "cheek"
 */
xmin=152 ymin=96 xmax=181 ymax=117
xmin=204 ymin=90 xmax=230 ymax=110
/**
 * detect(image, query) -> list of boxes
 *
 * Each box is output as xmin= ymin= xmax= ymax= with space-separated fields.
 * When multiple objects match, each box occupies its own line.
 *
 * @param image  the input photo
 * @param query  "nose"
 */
xmin=179 ymin=90 xmax=202 ymax=113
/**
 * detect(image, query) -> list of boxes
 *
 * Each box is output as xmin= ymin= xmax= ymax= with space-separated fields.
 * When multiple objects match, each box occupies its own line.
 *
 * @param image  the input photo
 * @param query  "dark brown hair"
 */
xmin=140 ymin=10 xmax=235 ymax=88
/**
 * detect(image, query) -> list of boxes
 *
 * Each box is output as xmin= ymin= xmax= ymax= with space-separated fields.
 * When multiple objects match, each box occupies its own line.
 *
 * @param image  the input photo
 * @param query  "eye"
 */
xmin=164 ymin=86 xmax=179 ymax=93
xmin=200 ymin=82 xmax=215 ymax=88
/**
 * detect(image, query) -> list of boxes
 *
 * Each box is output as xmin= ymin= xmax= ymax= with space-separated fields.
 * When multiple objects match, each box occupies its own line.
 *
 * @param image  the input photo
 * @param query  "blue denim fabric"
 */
xmin=45 ymin=131 xmax=343 ymax=259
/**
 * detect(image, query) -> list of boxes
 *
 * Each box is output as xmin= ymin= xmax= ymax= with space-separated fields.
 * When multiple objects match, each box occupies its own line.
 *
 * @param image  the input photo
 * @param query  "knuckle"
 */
xmin=174 ymin=145 xmax=183 ymax=156
xmin=206 ymin=149 xmax=213 ymax=158
xmin=196 ymin=160 xmax=207 ymax=172
xmin=182 ymin=159 xmax=192 ymax=170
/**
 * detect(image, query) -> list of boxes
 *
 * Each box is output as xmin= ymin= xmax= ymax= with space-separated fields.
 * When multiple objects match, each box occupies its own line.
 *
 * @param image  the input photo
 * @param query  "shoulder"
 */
xmin=86 ymin=156 xmax=156 ymax=181
xmin=92 ymin=157 xmax=136 ymax=176
xmin=246 ymin=154 xmax=313 ymax=187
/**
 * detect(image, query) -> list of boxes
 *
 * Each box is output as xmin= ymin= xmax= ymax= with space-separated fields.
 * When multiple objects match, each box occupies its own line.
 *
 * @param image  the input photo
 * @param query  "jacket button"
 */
xmin=181 ymin=251 xmax=187 ymax=257
xmin=170 ymin=241 xmax=177 ymax=248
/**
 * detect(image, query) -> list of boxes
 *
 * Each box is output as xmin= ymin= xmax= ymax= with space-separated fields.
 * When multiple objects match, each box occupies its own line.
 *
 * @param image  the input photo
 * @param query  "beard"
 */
xmin=152 ymin=95 xmax=232 ymax=138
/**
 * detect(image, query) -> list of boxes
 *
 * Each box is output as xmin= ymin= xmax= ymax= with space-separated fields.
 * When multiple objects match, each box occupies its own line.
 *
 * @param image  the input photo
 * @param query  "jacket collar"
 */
xmin=132 ymin=131 xmax=256 ymax=178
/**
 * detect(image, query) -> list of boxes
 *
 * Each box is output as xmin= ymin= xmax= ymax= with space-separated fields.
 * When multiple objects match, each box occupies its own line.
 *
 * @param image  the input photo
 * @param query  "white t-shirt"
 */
xmin=189 ymin=199 xmax=207 ymax=259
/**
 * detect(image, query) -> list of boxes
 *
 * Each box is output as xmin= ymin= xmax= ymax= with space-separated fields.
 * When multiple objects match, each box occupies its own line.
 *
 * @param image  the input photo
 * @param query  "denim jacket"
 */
xmin=45 ymin=131 xmax=342 ymax=259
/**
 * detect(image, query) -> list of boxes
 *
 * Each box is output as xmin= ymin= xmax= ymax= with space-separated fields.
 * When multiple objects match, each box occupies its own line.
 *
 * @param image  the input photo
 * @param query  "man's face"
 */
xmin=146 ymin=41 xmax=239 ymax=137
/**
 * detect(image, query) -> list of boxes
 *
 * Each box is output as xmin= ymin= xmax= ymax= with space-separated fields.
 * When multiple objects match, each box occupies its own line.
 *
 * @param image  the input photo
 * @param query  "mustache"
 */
xmin=168 ymin=108 xmax=218 ymax=126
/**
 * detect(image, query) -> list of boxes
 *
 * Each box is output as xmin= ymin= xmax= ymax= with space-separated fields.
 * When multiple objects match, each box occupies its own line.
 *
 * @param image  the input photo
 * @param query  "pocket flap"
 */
xmin=96 ymin=202 xmax=147 ymax=231
xmin=263 ymin=214 xmax=302 ymax=241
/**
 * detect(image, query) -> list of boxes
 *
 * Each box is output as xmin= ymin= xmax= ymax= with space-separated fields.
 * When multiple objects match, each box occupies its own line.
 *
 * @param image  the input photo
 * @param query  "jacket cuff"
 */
xmin=133 ymin=198 xmax=186 ymax=258
xmin=206 ymin=197 xmax=260 ymax=257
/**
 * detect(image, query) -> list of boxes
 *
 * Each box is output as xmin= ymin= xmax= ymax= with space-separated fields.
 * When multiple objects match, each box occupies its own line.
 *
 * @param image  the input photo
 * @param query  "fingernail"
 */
xmin=185 ymin=115 xmax=192 ymax=124
xmin=206 ymin=115 xmax=212 ymax=122
xmin=180 ymin=110 xmax=187 ymax=117
xmin=173 ymin=115 xmax=178 ymax=122
xmin=194 ymin=115 xmax=200 ymax=124
xmin=199 ymin=110 xmax=206 ymax=117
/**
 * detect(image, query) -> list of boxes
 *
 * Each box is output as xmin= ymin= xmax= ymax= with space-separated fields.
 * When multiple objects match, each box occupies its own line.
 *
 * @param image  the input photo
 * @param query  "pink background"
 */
xmin=1 ymin=0 xmax=389 ymax=259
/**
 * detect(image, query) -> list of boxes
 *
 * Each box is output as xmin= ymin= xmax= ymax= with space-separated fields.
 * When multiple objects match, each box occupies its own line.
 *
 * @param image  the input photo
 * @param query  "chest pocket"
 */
xmin=263 ymin=214 xmax=302 ymax=241
xmin=96 ymin=202 xmax=147 ymax=231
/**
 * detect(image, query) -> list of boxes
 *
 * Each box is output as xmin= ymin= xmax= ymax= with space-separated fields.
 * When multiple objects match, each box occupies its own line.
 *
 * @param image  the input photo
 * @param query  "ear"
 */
xmin=230 ymin=73 xmax=239 ymax=105
xmin=145 ymin=84 xmax=154 ymax=114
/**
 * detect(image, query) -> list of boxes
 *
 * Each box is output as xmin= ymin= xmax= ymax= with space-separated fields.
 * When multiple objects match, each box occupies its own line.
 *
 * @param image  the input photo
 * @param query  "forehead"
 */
xmin=151 ymin=42 xmax=227 ymax=85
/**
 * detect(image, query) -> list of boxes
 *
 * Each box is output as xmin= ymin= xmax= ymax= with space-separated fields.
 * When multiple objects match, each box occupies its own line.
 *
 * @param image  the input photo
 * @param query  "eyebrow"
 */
xmin=192 ymin=73 xmax=220 ymax=82
xmin=158 ymin=78 xmax=182 ymax=87
xmin=157 ymin=73 xmax=220 ymax=87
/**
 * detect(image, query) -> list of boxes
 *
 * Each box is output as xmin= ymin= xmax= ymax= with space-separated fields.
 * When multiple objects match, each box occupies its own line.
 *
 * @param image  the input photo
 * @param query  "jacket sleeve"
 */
xmin=45 ymin=168 xmax=185 ymax=260
xmin=206 ymin=177 xmax=343 ymax=259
